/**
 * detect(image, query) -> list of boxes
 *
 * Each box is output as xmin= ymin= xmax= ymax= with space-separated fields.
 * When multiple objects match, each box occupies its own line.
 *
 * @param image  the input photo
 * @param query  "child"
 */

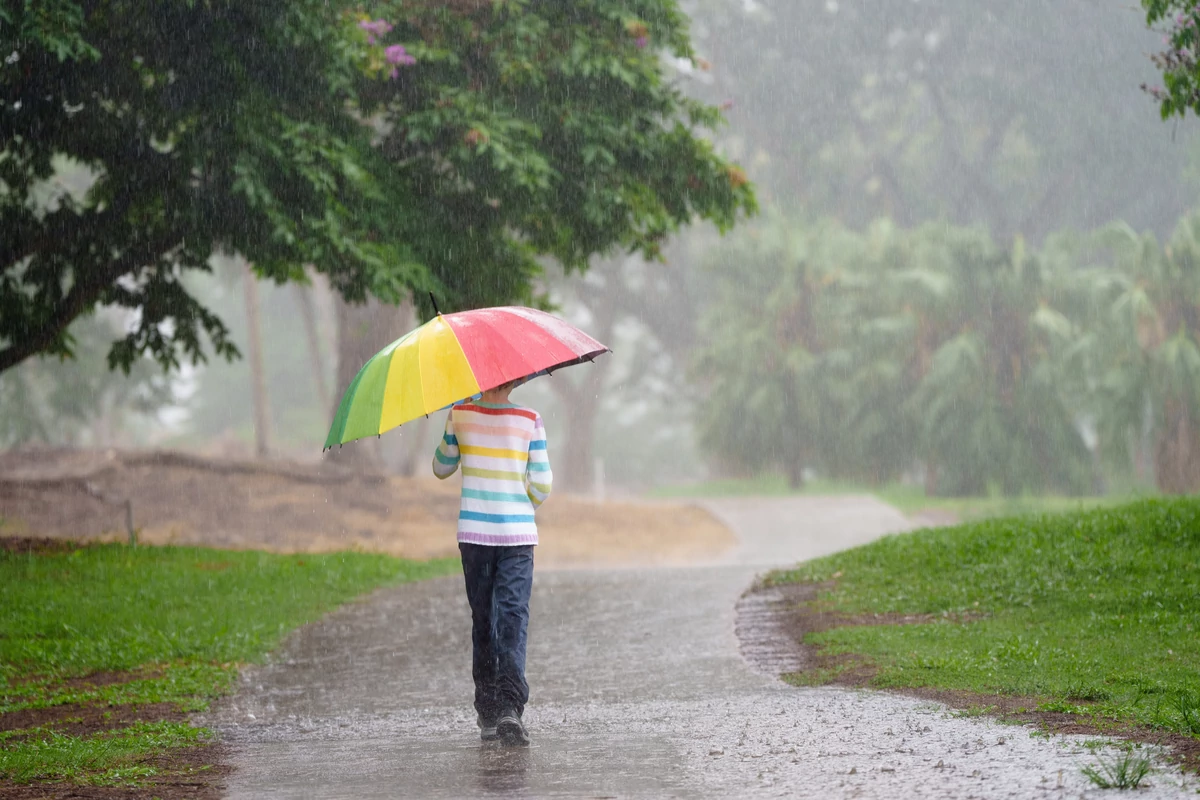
xmin=432 ymin=380 xmax=552 ymax=746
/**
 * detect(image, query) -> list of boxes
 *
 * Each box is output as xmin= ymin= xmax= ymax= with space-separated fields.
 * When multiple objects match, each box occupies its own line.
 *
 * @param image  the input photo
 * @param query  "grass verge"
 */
xmin=650 ymin=474 xmax=1140 ymax=520
xmin=1 ymin=538 xmax=457 ymax=793
xmin=766 ymin=498 xmax=1200 ymax=769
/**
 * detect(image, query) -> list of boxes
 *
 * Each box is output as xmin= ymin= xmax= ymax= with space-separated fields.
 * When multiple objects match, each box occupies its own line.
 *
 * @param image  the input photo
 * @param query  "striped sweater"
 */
xmin=432 ymin=402 xmax=552 ymax=546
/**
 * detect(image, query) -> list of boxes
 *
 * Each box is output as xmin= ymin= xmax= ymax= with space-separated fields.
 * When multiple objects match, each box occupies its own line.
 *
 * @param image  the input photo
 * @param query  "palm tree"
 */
xmin=693 ymin=214 xmax=856 ymax=487
xmin=695 ymin=216 xmax=1094 ymax=496
xmin=1084 ymin=215 xmax=1200 ymax=493
xmin=895 ymin=226 xmax=1091 ymax=496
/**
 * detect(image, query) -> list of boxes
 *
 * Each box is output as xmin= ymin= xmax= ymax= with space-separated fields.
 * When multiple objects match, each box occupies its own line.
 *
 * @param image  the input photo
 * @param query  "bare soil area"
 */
xmin=0 ymin=664 xmax=229 ymax=800
xmin=0 ymin=448 xmax=734 ymax=568
xmin=740 ymin=581 xmax=1200 ymax=775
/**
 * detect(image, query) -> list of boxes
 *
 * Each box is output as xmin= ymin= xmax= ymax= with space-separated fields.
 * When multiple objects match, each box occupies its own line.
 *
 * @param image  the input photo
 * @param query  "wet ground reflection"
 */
xmin=207 ymin=499 xmax=1191 ymax=798
xmin=475 ymin=744 xmax=530 ymax=796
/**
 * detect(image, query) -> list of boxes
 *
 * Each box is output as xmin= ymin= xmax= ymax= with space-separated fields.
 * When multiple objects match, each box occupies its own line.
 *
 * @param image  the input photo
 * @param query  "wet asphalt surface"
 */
xmin=205 ymin=497 xmax=1197 ymax=798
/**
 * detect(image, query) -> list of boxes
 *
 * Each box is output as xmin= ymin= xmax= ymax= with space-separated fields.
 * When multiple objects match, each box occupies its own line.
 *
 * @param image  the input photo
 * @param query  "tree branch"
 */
xmin=923 ymin=79 xmax=1015 ymax=237
xmin=0 ymin=232 xmax=178 ymax=375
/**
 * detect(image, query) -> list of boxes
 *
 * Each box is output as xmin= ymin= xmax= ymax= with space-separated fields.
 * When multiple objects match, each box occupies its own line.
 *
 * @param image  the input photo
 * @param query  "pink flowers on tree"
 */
xmin=357 ymin=19 xmax=393 ymax=44
xmin=355 ymin=18 xmax=416 ymax=78
xmin=385 ymin=44 xmax=416 ymax=78
xmin=1146 ymin=5 xmax=1200 ymax=106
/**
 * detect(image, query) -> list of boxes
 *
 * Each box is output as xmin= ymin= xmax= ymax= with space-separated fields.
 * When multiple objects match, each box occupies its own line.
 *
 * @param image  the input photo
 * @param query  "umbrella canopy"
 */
xmin=324 ymin=306 xmax=609 ymax=449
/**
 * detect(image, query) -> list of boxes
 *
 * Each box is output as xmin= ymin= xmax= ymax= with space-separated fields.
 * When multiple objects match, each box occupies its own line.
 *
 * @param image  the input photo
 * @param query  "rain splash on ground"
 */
xmin=203 ymin=496 xmax=1197 ymax=798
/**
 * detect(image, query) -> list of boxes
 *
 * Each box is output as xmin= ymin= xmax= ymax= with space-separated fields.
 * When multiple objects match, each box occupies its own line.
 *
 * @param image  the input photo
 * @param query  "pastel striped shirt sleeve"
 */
xmin=525 ymin=413 xmax=552 ymax=508
xmin=432 ymin=413 xmax=460 ymax=479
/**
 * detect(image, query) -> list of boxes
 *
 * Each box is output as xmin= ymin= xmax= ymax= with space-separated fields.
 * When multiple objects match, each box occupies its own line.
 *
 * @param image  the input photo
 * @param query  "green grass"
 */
xmin=1 ymin=542 xmax=458 ymax=783
xmin=649 ymin=474 xmax=1142 ymax=520
xmin=768 ymin=498 xmax=1200 ymax=736
xmin=1081 ymin=750 xmax=1153 ymax=789
xmin=3 ymin=662 xmax=235 ymax=715
xmin=0 ymin=721 xmax=203 ymax=784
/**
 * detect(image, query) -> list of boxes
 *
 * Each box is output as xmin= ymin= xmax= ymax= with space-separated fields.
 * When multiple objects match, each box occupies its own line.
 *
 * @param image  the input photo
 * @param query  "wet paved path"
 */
xmin=207 ymin=497 xmax=1195 ymax=798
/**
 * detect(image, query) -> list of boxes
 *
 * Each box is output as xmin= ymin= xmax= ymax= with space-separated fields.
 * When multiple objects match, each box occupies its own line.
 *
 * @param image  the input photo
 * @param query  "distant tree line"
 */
xmin=693 ymin=210 xmax=1200 ymax=495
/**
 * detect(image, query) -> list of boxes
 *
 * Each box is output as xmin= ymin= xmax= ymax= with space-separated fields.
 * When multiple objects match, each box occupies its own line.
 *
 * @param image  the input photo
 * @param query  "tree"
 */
xmin=688 ymin=0 xmax=1191 ymax=242
xmin=692 ymin=216 xmax=1095 ymax=496
xmin=1 ymin=1 xmax=754 ymax=391
xmin=1083 ymin=215 xmax=1200 ymax=493
xmin=1143 ymin=0 xmax=1200 ymax=117
xmin=692 ymin=213 xmax=855 ymax=487
xmin=895 ymin=229 xmax=1091 ymax=496
xmin=1 ymin=1 xmax=417 ymax=377
xmin=0 ymin=311 xmax=172 ymax=448
xmin=545 ymin=0 xmax=1195 ymax=492
xmin=240 ymin=259 xmax=273 ymax=457
xmin=536 ymin=245 xmax=706 ymax=490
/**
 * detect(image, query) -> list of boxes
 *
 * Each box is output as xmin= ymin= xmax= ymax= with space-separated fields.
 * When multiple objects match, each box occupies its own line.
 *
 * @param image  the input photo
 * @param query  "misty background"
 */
xmin=5 ymin=0 xmax=1198 ymax=499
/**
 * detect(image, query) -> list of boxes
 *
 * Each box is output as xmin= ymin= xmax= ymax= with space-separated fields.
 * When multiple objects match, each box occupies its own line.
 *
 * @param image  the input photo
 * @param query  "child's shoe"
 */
xmin=478 ymin=714 xmax=499 ymax=742
xmin=496 ymin=710 xmax=529 ymax=746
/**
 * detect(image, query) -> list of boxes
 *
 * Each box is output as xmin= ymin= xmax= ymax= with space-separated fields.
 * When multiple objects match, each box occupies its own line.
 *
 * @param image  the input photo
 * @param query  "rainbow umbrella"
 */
xmin=324 ymin=306 xmax=609 ymax=449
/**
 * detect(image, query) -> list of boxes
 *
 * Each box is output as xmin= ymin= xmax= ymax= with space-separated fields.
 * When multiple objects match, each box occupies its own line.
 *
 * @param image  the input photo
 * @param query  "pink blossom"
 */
xmin=358 ymin=19 xmax=393 ymax=44
xmin=635 ymin=35 xmax=648 ymax=49
xmin=385 ymin=44 xmax=416 ymax=66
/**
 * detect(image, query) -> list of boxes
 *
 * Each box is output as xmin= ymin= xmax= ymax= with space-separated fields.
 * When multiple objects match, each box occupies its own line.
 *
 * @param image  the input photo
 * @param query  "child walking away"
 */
xmin=432 ymin=380 xmax=552 ymax=746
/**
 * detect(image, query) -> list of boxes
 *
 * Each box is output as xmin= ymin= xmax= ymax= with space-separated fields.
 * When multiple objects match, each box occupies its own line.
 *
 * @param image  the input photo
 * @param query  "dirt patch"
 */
xmin=0 ymin=448 xmax=735 ymax=568
xmin=0 ymin=701 xmax=190 ymax=737
xmin=738 ymin=580 xmax=1200 ymax=775
xmin=0 ymin=537 xmax=86 ymax=556
xmin=0 ymin=743 xmax=229 ymax=800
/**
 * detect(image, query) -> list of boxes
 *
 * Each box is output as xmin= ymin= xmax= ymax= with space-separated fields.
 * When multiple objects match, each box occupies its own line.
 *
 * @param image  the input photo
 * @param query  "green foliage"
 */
xmin=1143 ymin=0 xmax=1200 ymax=119
xmin=0 ymin=0 xmax=752 ymax=376
xmin=692 ymin=215 xmax=857 ymax=487
xmin=693 ymin=215 xmax=1093 ymax=495
xmin=1081 ymin=751 xmax=1153 ymax=790
xmin=769 ymin=498 xmax=1200 ymax=735
xmin=0 ymin=720 xmax=203 ymax=784
xmin=1074 ymin=214 xmax=1200 ymax=493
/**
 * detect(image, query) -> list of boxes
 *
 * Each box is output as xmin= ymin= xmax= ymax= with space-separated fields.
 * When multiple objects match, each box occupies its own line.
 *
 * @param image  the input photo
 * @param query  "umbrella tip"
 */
xmin=429 ymin=291 xmax=441 ymax=316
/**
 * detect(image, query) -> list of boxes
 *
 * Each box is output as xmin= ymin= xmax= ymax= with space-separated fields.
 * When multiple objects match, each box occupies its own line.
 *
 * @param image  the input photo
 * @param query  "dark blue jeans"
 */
xmin=459 ymin=543 xmax=534 ymax=719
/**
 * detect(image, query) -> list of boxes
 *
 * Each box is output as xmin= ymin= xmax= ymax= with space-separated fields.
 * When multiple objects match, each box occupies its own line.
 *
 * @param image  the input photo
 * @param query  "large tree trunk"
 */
xmin=923 ymin=459 xmax=939 ymax=497
xmin=324 ymin=295 xmax=412 ymax=471
xmin=395 ymin=416 xmax=431 ymax=477
xmin=293 ymin=275 xmax=331 ymax=413
xmin=1154 ymin=401 xmax=1200 ymax=493
xmin=241 ymin=261 xmax=272 ymax=458
xmin=784 ymin=457 xmax=805 ymax=490
xmin=548 ymin=283 xmax=616 ymax=492
xmin=556 ymin=389 xmax=601 ymax=493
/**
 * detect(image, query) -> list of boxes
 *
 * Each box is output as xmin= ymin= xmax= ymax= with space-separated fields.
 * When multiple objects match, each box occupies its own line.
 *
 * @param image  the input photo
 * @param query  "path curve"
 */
xmin=205 ymin=497 xmax=1194 ymax=798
